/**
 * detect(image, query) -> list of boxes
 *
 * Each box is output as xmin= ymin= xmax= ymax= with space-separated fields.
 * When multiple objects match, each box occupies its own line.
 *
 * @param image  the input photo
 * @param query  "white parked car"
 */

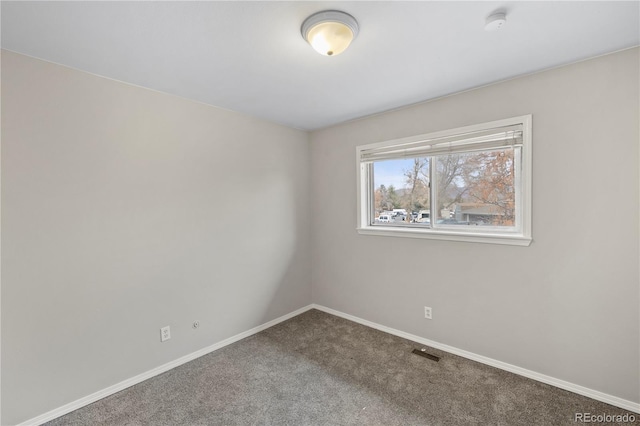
xmin=415 ymin=210 xmax=430 ymax=223
xmin=377 ymin=214 xmax=393 ymax=223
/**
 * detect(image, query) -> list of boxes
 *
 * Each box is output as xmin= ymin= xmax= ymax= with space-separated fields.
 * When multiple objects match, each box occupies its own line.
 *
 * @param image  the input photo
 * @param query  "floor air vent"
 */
xmin=412 ymin=348 xmax=440 ymax=362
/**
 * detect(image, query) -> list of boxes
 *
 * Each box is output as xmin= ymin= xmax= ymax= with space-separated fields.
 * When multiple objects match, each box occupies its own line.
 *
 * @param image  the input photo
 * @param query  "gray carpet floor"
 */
xmin=46 ymin=309 xmax=638 ymax=425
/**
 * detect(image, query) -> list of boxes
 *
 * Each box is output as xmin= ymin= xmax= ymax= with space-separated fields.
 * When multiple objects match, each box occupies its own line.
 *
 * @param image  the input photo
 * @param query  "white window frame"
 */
xmin=356 ymin=115 xmax=532 ymax=246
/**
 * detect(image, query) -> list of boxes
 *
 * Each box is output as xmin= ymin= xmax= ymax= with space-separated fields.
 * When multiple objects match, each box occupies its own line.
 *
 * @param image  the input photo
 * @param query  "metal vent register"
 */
xmin=412 ymin=348 xmax=440 ymax=362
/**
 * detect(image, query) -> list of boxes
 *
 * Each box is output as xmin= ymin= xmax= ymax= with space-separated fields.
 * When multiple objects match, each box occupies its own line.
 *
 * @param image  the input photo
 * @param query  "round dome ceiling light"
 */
xmin=485 ymin=13 xmax=507 ymax=31
xmin=301 ymin=10 xmax=359 ymax=56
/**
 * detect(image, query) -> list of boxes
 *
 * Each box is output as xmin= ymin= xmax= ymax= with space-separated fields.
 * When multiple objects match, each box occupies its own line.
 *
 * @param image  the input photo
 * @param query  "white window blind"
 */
xmin=359 ymin=124 xmax=523 ymax=162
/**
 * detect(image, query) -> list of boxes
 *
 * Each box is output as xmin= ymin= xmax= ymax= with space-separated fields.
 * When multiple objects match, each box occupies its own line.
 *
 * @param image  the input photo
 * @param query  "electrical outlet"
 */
xmin=192 ymin=320 xmax=200 ymax=329
xmin=161 ymin=326 xmax=171 ymax=342
xmin=424 ymin=306 xmax=432 ymax=320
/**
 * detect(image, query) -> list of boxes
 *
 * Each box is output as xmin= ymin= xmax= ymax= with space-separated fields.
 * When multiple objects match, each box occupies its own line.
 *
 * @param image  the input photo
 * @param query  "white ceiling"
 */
xmin=2 ymin=1 xmax=639 ymax=130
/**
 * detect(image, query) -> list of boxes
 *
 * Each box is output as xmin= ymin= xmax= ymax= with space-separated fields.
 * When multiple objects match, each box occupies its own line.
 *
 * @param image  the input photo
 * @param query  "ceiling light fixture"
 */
xmin=301 ymin=10 xmax=359 ymax=56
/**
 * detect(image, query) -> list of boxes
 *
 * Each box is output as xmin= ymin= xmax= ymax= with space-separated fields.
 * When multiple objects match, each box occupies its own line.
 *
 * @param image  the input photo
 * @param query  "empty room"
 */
xmin=1 ymin=1 xmax=639 ymax=425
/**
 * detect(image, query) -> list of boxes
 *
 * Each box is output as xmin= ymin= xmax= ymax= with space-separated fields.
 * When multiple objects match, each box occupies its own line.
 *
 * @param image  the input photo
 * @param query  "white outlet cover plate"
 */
xmin=161 ymin=326 xmax=171 ymax=342
xmin=424 ymin=307 xmax=432 ymax=319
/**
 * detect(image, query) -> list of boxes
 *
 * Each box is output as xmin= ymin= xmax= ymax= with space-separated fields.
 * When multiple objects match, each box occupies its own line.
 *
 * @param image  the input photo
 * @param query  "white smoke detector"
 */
xmin=485 ymin=13 xmax=507 ymax=31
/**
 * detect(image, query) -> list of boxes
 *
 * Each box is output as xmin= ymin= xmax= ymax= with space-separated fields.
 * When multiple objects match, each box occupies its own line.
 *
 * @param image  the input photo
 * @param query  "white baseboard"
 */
xmin=17 ymin=304 xmax=315 ymax=426
xmin=311 ymin=304 xmax=640 ymax=415
xmin=17 ymin=302 xmax=639 ymax=425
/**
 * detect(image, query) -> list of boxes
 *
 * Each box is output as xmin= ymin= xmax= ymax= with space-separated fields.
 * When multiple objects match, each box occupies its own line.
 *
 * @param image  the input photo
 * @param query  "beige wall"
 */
xmin=1 ymin=50 xmax=312 ymax=425
xmin=3 ymin=47 xmax=639 ymax=424
xmin=310 ymin=48 xmax=639 ymax=404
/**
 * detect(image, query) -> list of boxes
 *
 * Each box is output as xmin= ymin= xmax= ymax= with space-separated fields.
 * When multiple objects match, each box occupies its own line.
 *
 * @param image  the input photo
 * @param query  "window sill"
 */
xmin=357 ymin=226 xmax=532 ymax=246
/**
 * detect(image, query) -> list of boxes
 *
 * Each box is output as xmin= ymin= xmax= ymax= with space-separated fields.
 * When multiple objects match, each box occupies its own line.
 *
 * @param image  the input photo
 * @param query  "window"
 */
xmin=356 ymin=115 xmax=532 ymax=246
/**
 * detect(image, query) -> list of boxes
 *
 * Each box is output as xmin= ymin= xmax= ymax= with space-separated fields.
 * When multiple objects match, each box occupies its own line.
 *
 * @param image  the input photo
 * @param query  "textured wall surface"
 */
xmin=310 ymin=48 xmax=639 ymax=404
xmin=1 ymin=50 xmax=311 ymax=425
xmin=2 ymin=46 xmax=639 ymax=425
